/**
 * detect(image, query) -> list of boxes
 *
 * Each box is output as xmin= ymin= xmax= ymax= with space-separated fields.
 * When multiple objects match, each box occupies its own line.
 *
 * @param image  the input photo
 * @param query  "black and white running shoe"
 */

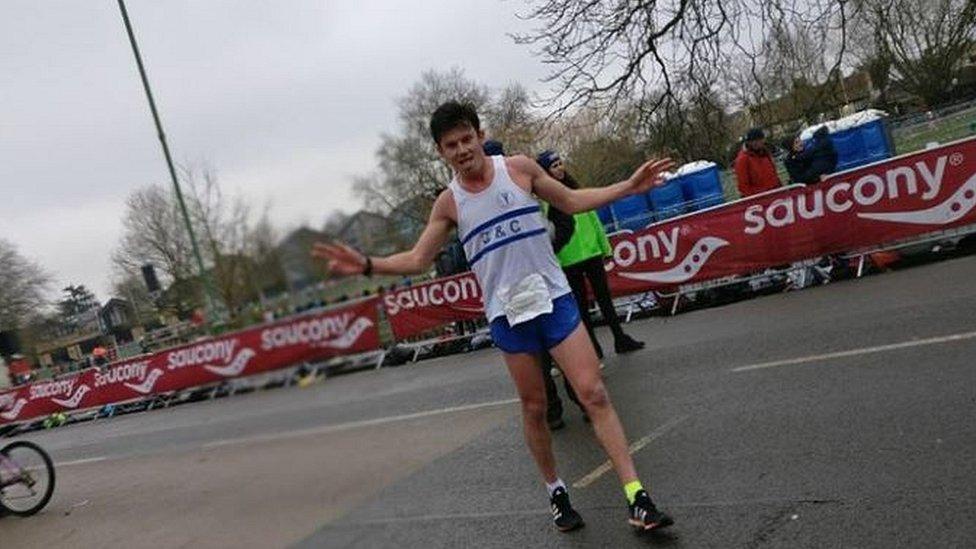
xmin=550 ymin=486 xmax=584 ymax=532
xmin=628 ymin=490 xmax=674 ymax=531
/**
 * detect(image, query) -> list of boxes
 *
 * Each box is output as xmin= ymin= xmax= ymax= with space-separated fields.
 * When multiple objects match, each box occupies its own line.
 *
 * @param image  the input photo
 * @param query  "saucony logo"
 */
xmin=315 ymin=317 xmax=374 ymax=349
xmin=51 ymin=384 xmax=91 ymax=409
xmin=124 ymin=368 xmax=165 ymax=394
xmin=204 ymin=348 xmax=257 ymax=377
xmin=858 ymin=171 xmax=976 ymax=225
xmin=617 ymin=237 xmax=730 ymax=283
xmin=0 ymin=398 xmax=28 ymax=420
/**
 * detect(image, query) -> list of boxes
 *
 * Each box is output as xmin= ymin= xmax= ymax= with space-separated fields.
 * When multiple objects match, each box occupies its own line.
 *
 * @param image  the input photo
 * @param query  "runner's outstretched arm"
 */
xmin=312 ymin=192 xmax=454 ymax=276
xmin=512 ymin=156 xmax=674 ymax=214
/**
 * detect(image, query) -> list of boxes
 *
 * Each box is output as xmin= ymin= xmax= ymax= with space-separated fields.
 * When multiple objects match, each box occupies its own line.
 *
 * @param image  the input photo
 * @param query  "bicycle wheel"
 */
xmin=0 ymin=440 xmax=56 ymax=517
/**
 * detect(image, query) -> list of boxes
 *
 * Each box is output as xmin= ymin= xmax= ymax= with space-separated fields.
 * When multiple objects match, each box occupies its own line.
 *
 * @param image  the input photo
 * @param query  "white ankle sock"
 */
xmin=546 ymin=478 xmax=566 ymax=498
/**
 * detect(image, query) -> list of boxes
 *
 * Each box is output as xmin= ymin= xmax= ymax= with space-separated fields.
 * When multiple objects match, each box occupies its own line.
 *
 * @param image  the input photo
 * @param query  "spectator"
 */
xmin=538 ymin=150 xmax=644 ymax=356
xmin=734 ymin=127 xmax=781 ymax=197
xmin=92 ymin=346 xmax=109 ymax=369
xmin=784 ymin=126 xmax=838 ymax=185
xmin=7 ymin=354 xmax=32 ymax=385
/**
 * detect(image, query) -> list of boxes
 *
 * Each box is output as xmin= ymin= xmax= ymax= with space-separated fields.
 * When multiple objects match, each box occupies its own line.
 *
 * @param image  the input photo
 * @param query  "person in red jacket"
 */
xmin=734 ymin=127 xmax=781 ymax=197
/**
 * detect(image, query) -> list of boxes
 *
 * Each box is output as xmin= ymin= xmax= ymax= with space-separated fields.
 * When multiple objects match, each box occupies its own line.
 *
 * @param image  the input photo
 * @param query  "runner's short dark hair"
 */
xmin=430 ymin=101 xmax=481 ymax=145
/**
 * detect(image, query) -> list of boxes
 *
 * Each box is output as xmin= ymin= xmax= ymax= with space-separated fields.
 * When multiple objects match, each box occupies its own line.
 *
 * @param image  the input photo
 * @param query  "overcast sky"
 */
xmin=0 ymin=1 xmax=551 ymax=301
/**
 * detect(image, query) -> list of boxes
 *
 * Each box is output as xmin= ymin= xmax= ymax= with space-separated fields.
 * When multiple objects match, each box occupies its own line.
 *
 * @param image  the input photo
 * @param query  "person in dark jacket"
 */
xmin=784 ymin=126 xmax=838 ymax=184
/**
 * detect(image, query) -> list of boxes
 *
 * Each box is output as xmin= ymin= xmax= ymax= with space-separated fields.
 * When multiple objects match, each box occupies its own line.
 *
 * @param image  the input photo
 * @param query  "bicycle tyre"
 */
xmin=0 ymin=440 xmax=56 ymax=517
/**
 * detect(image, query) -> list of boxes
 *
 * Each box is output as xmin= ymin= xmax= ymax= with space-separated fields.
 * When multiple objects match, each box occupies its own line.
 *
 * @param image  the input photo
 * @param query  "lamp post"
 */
xmin=116 ymin=0 xmax=221 ymax=331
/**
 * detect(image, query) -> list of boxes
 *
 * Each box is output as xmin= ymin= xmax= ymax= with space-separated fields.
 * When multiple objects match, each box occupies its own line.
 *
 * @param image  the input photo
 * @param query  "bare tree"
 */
xmin=181 ymin=164 xmax=274 ymax=318
xmin=483 ymin=83 xmax=543 ymax=155
xmin=112 ymin=183 xmax=195 ymax=283
xmin=857 ymin=0 xmax=976 ymax=107
xmin=247 ymin=211 xmax=287 ymax=298
xmin=113 ymin=164 xmax=282 ymax=319
xmin=354 ymin=69 xmax=546 ymax=224
xmin=112 ymin=182 xmax=207 ymax=318
xmin=537 ymin=105 xmax=651 ymax=187
xmin=843 ymin=15 xmax=895 ymax=109
xmin=602 ymin=60 xmax=737 ymax=164
xmin=514 ymin=0 xmax=851 ymax=121
xmin=354 ymin=68 xmax=492 ymax=217
xmin=0 ymin=240 xmax=51 ymax=331
xmin=111 ymin=274 xmax=158 ymax=326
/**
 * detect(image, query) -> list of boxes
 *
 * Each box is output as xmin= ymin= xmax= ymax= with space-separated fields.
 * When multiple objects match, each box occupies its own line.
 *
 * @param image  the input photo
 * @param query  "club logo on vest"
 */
xmin=498 ymin=190 xmax=515 ymax=207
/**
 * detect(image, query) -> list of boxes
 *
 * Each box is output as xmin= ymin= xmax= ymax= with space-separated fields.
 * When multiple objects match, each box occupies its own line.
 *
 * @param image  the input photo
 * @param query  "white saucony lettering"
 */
xmin=744 ymin=156 xmax=950 ymax=234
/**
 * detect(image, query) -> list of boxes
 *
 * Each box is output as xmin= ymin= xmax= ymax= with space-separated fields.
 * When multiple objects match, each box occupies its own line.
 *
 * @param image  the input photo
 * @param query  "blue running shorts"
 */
xmin=489 ymin=292 xmax=581 ymax=354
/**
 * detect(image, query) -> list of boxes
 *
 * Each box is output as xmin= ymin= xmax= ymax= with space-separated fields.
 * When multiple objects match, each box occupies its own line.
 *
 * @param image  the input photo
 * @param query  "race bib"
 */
xmin=499 ymin=273 xmax=553 ymax=326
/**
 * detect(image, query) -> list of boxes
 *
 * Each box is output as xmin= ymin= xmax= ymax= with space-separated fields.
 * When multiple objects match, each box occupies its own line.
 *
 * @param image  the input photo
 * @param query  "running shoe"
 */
xmin=628 ymin=490 xmax=674 ymax=531
xmin=550 ymin=486 xmax=584 ymax=532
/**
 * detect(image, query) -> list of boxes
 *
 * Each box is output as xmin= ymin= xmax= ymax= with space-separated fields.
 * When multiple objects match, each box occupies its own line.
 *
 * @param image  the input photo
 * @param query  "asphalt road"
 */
xmin=2 ymin=255 xmax=975 ymax=548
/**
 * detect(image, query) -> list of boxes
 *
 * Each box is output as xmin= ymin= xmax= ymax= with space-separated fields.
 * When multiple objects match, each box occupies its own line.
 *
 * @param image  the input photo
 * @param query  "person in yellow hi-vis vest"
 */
xmin=537 ymin=149 xmax=645 ymax=430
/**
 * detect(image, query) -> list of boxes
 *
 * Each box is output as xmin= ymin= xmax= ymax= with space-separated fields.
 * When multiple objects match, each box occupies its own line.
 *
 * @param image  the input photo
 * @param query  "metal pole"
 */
xmin=116 ymin=0 xmax=220 ymax=330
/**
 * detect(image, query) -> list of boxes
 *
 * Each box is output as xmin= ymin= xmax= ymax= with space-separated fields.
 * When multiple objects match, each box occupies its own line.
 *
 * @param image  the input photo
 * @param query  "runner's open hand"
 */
xmin=626 ymin=158 xmax=675 ymax=194
xmin=311 ymin=241 xmax=367 ymax=276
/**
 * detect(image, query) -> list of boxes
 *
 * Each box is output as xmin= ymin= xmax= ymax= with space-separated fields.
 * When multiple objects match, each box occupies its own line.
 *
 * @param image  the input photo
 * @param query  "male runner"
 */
xmin=313 ymin=101 xmax=674 ymax=533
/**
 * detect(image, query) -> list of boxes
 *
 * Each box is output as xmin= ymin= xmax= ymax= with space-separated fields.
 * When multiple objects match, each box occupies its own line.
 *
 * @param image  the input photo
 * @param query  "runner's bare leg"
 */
xmin=549 ymin=324 xmax=639 ymax=484
xmin=503 ymin=352 xmax=559 ymax=482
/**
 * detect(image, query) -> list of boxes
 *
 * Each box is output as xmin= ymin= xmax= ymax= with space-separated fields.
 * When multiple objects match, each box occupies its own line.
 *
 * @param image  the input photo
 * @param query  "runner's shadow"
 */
xmin=633 ymin=528 xmax=681 ymax=546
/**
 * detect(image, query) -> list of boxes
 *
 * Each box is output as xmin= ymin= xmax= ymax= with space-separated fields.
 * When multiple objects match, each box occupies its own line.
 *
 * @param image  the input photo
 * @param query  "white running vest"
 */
xmin=449 ymin=155 xmax=571 ymax=322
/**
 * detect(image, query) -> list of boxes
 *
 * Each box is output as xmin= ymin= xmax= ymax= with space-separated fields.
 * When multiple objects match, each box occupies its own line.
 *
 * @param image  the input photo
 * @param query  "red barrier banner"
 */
xmin=383 ymin=272 xmax=484 ymax=340
xmin=379 ymin=138 xmax=976 ymax=337
xmin=604 ymin=138 xmax=976 ymax=294
xmin=8 ymin=140 xmax=971 ymax=426
xmin=0 ymin=297 xmax=381 ymax=425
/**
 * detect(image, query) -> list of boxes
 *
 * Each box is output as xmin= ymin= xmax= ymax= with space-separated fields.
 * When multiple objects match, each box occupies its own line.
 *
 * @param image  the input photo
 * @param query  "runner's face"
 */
xmin=436 ymin=124 xmax=485 ymax=175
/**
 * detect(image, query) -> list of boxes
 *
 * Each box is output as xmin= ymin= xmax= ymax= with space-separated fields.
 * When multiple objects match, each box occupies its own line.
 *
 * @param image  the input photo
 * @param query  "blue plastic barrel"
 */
xmin=648 ymin=179 xmax=686 ymax=220
xmin=803 ymin=114 xmax=894 ymax=173
xmin=858 ymin=118 xmax=894 ymax=164
xmin=830 ymin=126 xmax=866 ymax=171
xmin=610 ymin=194 xmax=653 ymax=231
xmin=596 ymin=205 xmax=616 ymax=232
xmin=676 ymin=166 xmax=724 ymax=212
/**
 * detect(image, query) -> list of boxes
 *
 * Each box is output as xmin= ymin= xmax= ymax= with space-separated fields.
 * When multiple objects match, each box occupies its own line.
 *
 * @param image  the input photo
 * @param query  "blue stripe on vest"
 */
xmin=467 ymin=227 xmax=548 ymax=266
xmin=460 ymin=205 xmax=541 ymax=245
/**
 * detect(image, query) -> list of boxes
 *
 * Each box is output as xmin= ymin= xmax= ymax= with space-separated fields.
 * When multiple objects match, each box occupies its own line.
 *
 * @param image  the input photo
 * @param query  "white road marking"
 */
xmin=56 ymin=457 xmax=107 ymax=467
xmin=202 ymin=398 xmax=521 ymax=449
xmin=573 ymin=415 xmax=688 ymax=489
xmin=730 ymin=330 xmax=976 ymax=373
